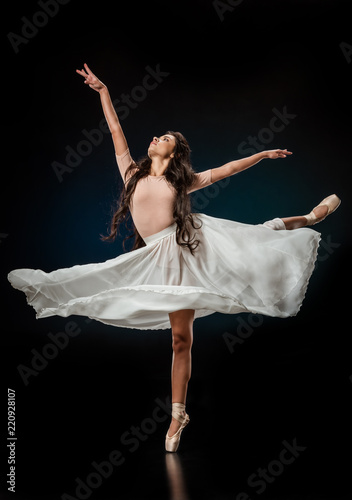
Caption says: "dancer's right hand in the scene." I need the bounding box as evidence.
[76,63,106,93]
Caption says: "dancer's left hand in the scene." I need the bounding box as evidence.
[265,149,293,159]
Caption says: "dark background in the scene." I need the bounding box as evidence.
[2,0,351,498]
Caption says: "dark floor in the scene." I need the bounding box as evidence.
[6,390,352,500]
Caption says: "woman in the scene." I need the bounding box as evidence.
[8,63,340,453]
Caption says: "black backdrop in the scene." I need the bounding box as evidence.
[2,1,352,499]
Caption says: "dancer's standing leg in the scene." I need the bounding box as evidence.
[167,309,195,436]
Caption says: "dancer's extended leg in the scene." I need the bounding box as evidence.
[267,194,341,230]
[282,205,329,230]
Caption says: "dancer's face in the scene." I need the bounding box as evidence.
[148,134,176,160]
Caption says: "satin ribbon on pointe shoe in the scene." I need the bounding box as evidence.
[165,403,190,453]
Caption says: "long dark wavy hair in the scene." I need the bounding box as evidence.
[101,131,203,256]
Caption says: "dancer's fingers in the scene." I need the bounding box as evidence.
[279,149,292,156]
[84,63,94,75]
[76,68,88,78]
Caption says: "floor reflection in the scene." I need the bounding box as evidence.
[165,452,190,500]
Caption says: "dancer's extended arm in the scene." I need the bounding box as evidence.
[211,149,292,183]
[76,63,128,156]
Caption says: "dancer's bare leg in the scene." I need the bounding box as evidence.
[168,309,195,436]
[281,216,308,230]
[281,205,329,230]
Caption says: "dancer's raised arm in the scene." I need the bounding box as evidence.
[76,63,128,156]
[211,149,293,183]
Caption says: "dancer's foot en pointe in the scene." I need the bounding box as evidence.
[165,403,190,452]
[280,193,341,230]
[303,194,341,226]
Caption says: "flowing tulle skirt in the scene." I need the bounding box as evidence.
[7,213,321,330]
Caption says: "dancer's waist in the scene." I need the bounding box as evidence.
[143,222,177,245]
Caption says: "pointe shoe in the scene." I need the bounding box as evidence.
[165,403,190,453]
[304,194,341,226]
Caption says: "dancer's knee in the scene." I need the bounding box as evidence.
[169,310,194,353]
[172,329,193,354]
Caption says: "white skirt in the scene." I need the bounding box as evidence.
[7,213,321,330]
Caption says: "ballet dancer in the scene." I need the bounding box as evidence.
[8,63,341,452]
